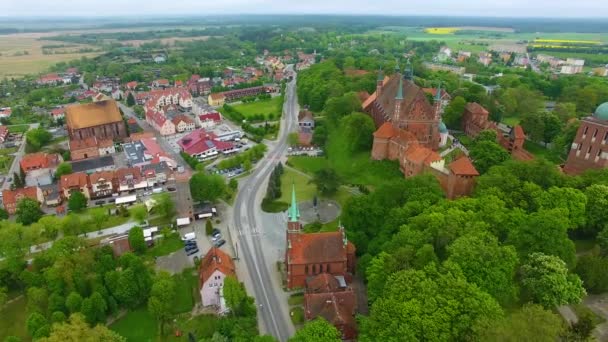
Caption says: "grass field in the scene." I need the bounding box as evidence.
[7,124,30,134]
[146,232,184,258]
[172,269,200,314]
[0,296,29,342]
[0,34,101,77]
[279,168,317,204]
[523,140,564,164]
[231,97,282,120]
[166,314,219,342]
[501,117,521,126]
[110,308,157,342]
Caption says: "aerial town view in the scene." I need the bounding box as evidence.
[1,1,608,341]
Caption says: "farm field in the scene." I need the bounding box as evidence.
[121,36,211,47]
[0,33,100,77]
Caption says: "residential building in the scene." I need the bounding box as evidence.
[561,58,585,74]
[36,73,64,85]
[172,115,196,133]
[437,46,452,62]
[59,172,91,200]
[125,81,138,90]
[593,66,608,77]
[304,273,357,341]
[208,86,269,106]
[40,184,62,207]
[0,107,11,119]
[422,62,465,75]
[50,107,66,121]
[564,102,608,175]
[0,126,8,143]
[285,187,356,289]
[89,171,116,199]
[208,93,226,107]
[70,155,115,174]
[152,79,170,88]
[20,153,62,187]
[457,51,472,62]
[101,235,132,257]
[187,75,212,96]
[116,167,147,193]
[141,162,172,187]
[199,247,236,307]
[364,68,479,199]
[178,129,236,160]
[146,109,176,135]
[66,100,127,141]
[298,110,315,129]
[196,112,222,129]
[70,137,115,160]
[478,52,492,66]
[2,187,43,215]
[140,138,177,169]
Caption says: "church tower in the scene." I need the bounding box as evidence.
[287,183,301,233]
[434,81,443,119]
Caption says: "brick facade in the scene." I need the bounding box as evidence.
[564,117,608,175]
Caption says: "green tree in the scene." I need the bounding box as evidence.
[480,304,564,342]
[223,276,256,317]
[27,312,49,338]
[25,128,53,152]
[442,96,466,129]
[341,112,375,152]
[447,232,519,305]
[323,92,361,123]
[585,184,608,236]
[288,132,299,146]
[12,171,24,189]
[521,253,586,308]
[16,198,43,226]
[81,292,107,324]
[289,318,341,342]
[360,264,502,341]
[147,272,176,335]
[39,313,125,342]
[0,207,8,220]
[151,193,175,220]
[190,173,227,203]
[310,168,341,196]
[126,92,136,106]
[130,205,148,224]
[469,140,511,174]
[67,192,87,212]
[575,251,608,294]
[0,286,7,307]
[65,292,83,313]
[55,162,73,179]
[205,220,213,235]
[128,227,146,255]
[499,85,544,118]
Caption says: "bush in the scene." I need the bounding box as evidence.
[261,199,289,213]
[205,220,213,235]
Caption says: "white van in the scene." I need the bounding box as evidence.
[181,232,196,241]
[152,187,163,194]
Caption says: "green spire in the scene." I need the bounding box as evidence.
[395,77,404,100]
[288,182,300,222]
[434,81,442,102]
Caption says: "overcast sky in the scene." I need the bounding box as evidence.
[2,0,607,18]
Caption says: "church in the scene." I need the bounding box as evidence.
[363,63,478,199]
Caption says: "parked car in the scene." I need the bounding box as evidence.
[186,248,199,256]
[143,191,152,196]
[181,232,196,241]
[167,187,176,192]
[95,200,105,206]
[212,234,222,242]
[185,244,198,252]
[214,239,226,248]
[184,240,197,246]
[211,228,220,236]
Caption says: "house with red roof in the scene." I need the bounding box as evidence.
[59,172,91,200]
[152,79,170,89]
[125,81,138,90]
[172,115,196,133]
[2,186,44,215]
[50,107,66,121]
[146,109,176,136]
[20,152,62,174]
[196,112,222,129]
[0,126,8,143]
[0,107,12,118]
[36,73,64,85]
[198,247,236,307]
[178,129,236,160]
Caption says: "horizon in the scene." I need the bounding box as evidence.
[3,0,608,19]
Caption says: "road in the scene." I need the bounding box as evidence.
[232,68,298,342]
[2,123,40,191]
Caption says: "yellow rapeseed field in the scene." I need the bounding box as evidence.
[425,27,460,35]
[534,39,601,45]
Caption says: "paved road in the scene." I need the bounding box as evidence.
[232,69,298,342]
[2,123,40,191]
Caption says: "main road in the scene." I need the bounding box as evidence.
[233,71,298,342]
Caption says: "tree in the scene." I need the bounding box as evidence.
[499,85,544,118]
[312,125,327,147]
[575,251,608,294]
[128,227,146,254]
[480,304,564,342]
[38,313,125,342]
[27,312,49,339]
[310,168,341,196]
[0,286,7,307]
[55,162,73,179]
[585,184,608,236]
[12,171,24,189]
[151,193,175,220]
[126,92,136,106]
[190,173,227,203]
[67,192,87,212]
[16,198,43,225]
[130,205,148,224]
[81,292,107,324]
[147,272,176,335]
[0,207,8,220]
[521,253,586,308]
[206,220,213,235]
[65,292,83,313]
[26,128,53,152]
[289,318,341,342]
[442,96,466,129]
[223,276,255,317]
[323,92,361,123]
[469,140,510,174]
[447,232,519,305]
[341,112,375,152]
[360,264,502,341]
[288,132,299,146]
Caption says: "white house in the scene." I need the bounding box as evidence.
[198,247,236,307]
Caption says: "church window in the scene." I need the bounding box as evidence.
[593,129,598,138]
[584,126,589,135]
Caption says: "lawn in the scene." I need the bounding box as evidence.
[8,124,30,134]
[0,296,28,342]
[110,308,158,342]
[290,306,305,325]
[288,293,304,306]
[166,314,219,342]
[172,269,200,314]
[523,140,564,164]
[501,117,521,126]
[278,168,317,204]
[231,97,282,120]
[146,232,184,258]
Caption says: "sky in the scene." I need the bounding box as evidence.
[2,0,607,18]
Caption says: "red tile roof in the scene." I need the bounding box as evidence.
[51,107,65,116]
[171,114,194,126]
[513,125,525,139]
[198,247,235,286]
[405,146,441,165]
[2,186,40,213]
[306,273,341,294]
[199,112,222,122]
[20,153,60,171]
[449,156,479,176]
[209,93,225,101]
[60,172,89,189]
[287,232,352,265]
[373,122,396,139]
[465,102,489,115]
[304,290,357,339]
[126,81,138,89]
[89,170,115,184]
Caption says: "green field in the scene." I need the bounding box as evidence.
[523,140,564,164]
[172,269,200,314]
[146,233,184,258]
[279,168,317,204]
[0,296,28,342]
[7,124,30,134]
[110,308,157,342]
[231,97,282,120]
